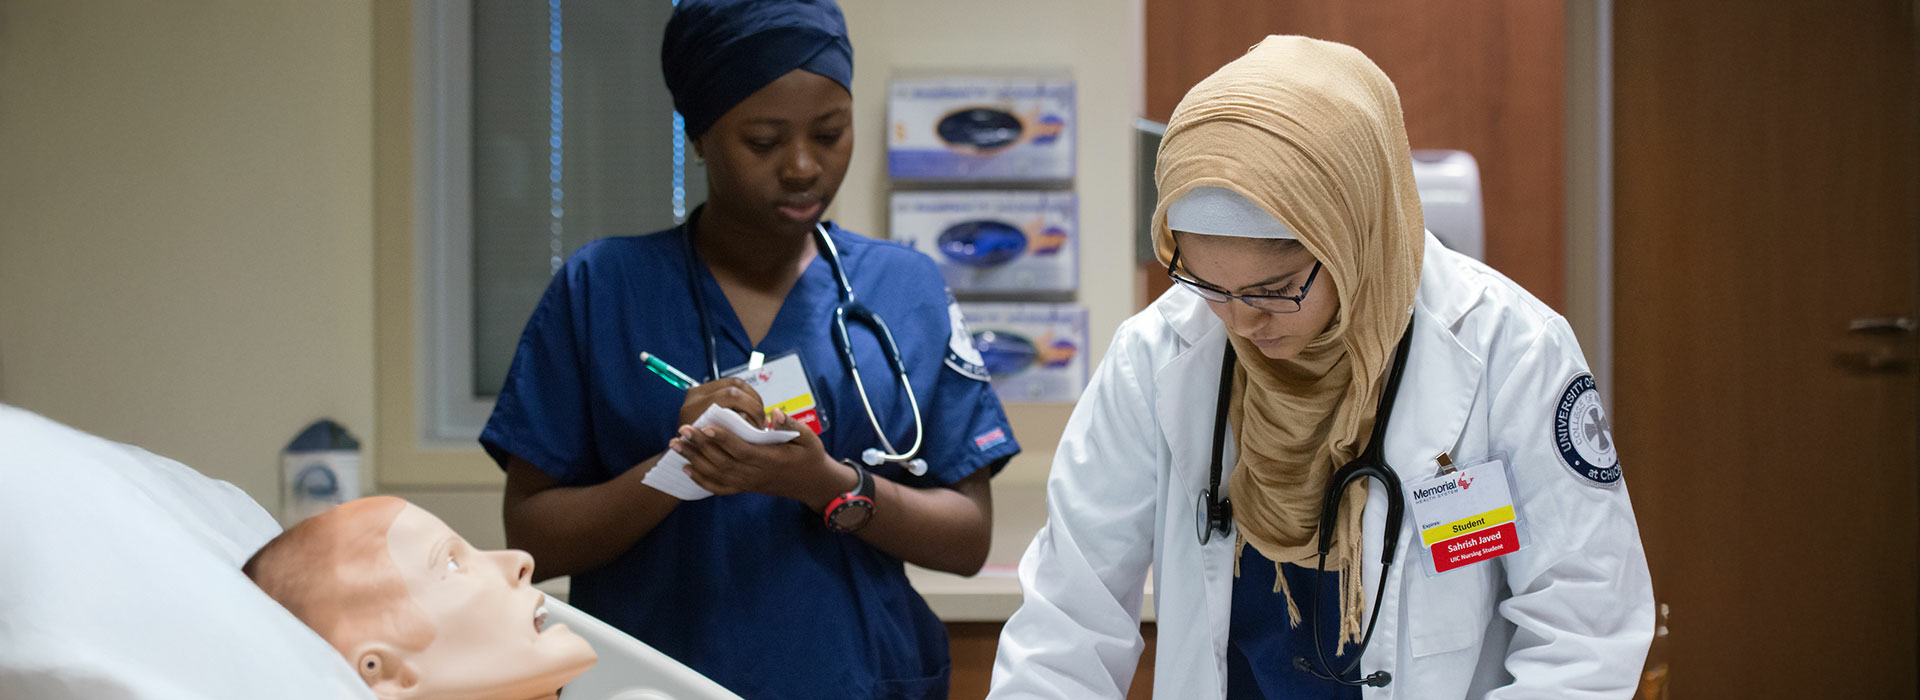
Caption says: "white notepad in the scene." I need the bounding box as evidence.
[641,404,800,500]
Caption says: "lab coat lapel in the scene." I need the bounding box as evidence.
[1153,292,1233,503]
[1381,303,1484,483]
[1152,295,1236,696]
[1158,329,1230,504]
[1151,282,1487,696]
[1360,298,1486,697]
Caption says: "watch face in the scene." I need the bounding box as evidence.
[830,499,874,532]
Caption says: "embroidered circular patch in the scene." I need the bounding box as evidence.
[1554,373,1621,487]
[944,297,991,381]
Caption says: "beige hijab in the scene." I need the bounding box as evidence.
[1151,36,1425,648]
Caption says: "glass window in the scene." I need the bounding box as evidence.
[417,0,703,443]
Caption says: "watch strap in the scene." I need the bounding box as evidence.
[823,460,875,533]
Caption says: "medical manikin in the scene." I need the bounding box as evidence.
[245,496,597,700]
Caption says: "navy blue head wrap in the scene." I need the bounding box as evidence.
[662,0,854,139]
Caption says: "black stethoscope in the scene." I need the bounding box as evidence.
[1197,317,1413,688]
[681,213,928,475]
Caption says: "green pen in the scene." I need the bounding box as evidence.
[639,351,701,390]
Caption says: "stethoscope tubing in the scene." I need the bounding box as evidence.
[1200,315,1417,688]
[681,216,927,473]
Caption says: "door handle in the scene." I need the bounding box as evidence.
[1848,316,1917,335]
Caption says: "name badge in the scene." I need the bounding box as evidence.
[1408,457,1528,575]
[722,352,827,435]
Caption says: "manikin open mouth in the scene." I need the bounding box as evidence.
[533,596,550,634]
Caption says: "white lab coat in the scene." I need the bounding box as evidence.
[989,233,1654,699]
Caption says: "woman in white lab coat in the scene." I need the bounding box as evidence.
[989,36,1653,700]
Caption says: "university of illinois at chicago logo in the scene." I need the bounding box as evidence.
[1554,373,1621,488]
[943,296,991,382]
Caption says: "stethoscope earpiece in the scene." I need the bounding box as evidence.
[860,448,928,476]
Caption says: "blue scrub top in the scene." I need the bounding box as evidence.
[480,222,1020,700]
[1227,546,1363,700]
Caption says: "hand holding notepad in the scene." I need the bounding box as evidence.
[643,404,800,501]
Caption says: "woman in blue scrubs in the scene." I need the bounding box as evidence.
[480,2,1020,698]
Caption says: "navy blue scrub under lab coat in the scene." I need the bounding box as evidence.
[1227,546,1363,700]
[481,222,1020,700]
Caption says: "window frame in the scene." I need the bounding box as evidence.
[414,0,494,446]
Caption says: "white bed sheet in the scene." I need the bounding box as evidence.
[0,404,741,700]
[0,404,374,700]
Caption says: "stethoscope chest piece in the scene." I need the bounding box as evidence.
[1197,317,1417,689]
[1196,488,1232,545]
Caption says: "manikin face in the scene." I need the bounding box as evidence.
[369,505,596,700]
[1172,231,1341,360]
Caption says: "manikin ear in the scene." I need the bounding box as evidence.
[351,643,421,700]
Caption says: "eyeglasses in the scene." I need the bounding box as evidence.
[1166,248,1323,314]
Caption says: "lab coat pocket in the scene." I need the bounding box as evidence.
[1405,559,1492,657]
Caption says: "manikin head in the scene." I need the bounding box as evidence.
[244,496,596,700]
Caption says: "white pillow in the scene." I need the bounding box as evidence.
[0,404,376,700]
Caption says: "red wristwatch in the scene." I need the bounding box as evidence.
[823,460,876,533]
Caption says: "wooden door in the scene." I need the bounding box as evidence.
[1615,1,1919,697]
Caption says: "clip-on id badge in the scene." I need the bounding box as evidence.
[1408,454,1532,577]
[722,351,828,435]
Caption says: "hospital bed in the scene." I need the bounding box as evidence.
[0,404,740,700]
[549,596,741,700]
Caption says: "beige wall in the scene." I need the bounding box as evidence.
[834,0,1144,489]
[1563,0,1611,394]
[0,1,377,507]
[373,0,1145,546]
[834,0,1142,363]
[0,0,1141,550]
[0,0,1604,564]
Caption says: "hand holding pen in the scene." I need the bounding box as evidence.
[642,351,767,428]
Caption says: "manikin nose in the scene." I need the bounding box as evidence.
[500,549,534,586]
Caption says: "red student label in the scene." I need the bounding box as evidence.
[789,408,822,435]
[1430,522,1519,573]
